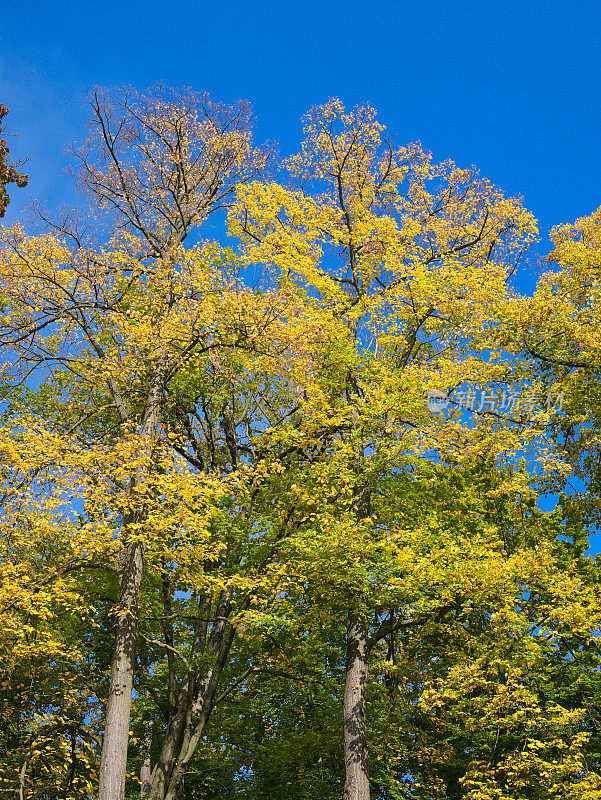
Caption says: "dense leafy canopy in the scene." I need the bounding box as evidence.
[0,89,600,800]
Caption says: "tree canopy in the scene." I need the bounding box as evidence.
[0,88,600,800]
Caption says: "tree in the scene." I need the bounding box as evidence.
[152,460,601,800]
[229,98,539,799]
[503,205,601,517]
[0,86,274,799]
[0,510,103,799]
[0,105,28,217]
[0,88,364,800]
[368,463,601,800]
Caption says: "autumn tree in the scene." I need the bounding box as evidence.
[0,105,28,217]
[229,98,542,800]
[0,86,278,800]
[502,205,601,512]
[0,88,370,800]
[0,510,104,798]
[149,459,601,800]
[366,462,601,799]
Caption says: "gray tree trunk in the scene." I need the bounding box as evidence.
[98,361,165,800]
[146,674,192,799]
[98,539,144,800]
[342,611,370,800]
[343,402,371,800]
[147,591,239,800]
[140,716,153,797]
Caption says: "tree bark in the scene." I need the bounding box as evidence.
[147,591,240,800]
[343,400,372,800]
[140,716,153,797]
[99,360,166,800]
[98,540,145,800]
[148,644,232,800]
[343,611,370,800]
[146,673,192,799]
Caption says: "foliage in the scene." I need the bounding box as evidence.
[0,90,600,800]
[0,105,28,217]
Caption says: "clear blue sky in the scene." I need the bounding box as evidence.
[2,0,601,294]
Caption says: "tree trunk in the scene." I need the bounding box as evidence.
[149,605,238,800]
[343,611,370,800]
[148,670,217,800]
[98,539,145,800]
[98,360,166,800]
[161,714,211,800]
[140,717,153,797]
[343,400,371,800]
[147,674,192,799]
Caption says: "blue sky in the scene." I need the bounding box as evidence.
[2,0,601,296]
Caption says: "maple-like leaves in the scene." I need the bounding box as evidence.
[0,92,600,800]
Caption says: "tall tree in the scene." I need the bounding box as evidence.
[504,205,601,513]
[0,86,269,800]
[230,98,538,799]
[150,460,601,800]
